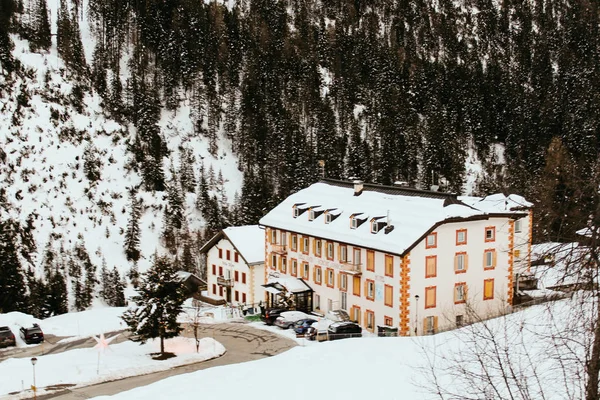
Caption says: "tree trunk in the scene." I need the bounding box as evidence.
[585,295,600,400]
[160,336,164,355]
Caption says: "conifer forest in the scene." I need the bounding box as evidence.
[0,0,599,315]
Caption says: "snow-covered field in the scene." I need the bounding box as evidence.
[0,307,225,399]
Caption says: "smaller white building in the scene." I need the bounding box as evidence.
[200,225,265,306]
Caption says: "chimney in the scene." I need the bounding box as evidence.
[353,180,364,196]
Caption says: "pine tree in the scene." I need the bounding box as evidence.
[0,0,16,74]
[46,268,68,315]
[121,254,186,355]
[111,267,126,307]
[124,188,142,262]
[0,220,28,313]
[83,141,102,182]
[30,0,51,52]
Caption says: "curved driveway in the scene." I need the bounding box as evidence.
[34,322,296,399]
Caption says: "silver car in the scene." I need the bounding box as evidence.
[273,311,312,329]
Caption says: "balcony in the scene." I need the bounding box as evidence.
[217,276,233,287]
[271,243,287,254]
[339,262,362,275]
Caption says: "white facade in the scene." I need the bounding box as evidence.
[260,180,532,335]
[202,226,265,306]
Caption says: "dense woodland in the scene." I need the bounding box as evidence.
[0,0,599,315]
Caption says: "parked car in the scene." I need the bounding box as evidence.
[327,321,362,340]
[260,308,288,325]
[326,309,350,322]
[273,311,312,329]
[20,323,44,344]
[294,318,318,335]
[0,326,16,348]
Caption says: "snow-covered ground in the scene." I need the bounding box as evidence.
[0,307,225,399]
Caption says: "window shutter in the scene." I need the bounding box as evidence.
[465,254,469,271]
[364,280,368,297]
[493,251,497,267]
[313,267,316,283]
[338,244,341,262]
[423,318,427,335]
[482,252,486,267]
[312,239,315,255]
[433,316,438,332]
[337,272,341,288]
[353,276,361,296]
[454,255,458,271]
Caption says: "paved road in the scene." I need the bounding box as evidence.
[29,322,296,399]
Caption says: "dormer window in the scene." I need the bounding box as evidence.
[351,217,358,229]
[370,216,387,234]
[371,220,379,233]
[309,210,315,221]
[325,213,332,224]
[293,207,300,218]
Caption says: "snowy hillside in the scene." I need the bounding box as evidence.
[0,0,242,281]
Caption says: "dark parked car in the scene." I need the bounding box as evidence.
[260,308,288,325]
[294,318,318,335]
[0,326,16,348]
[20,323,44,344]
[274,311,312,329]
[327,321,362,340]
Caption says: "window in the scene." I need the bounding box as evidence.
[514,249,521,258]
[485,226,495,242]
[484,249,496,270]
[341,292,347,310]
[353,276,361,296]
[301,237,309,254]
[456,315,464,327]
[271,254,277,270]
[384,316,393,327]
[385,255,393,277]
[280,257,287,273]
[366,310,375,330]
[350,217,358,229]
[327,242,334,260]
[327,298,333,311]
[366,280,375,300]
[484,279,494,300]
[293,207,300,218]
[314,294,321,310]
[270,229,277,244]
[326,268,335,288]
[235,291,239,302]
[454,283,467,304]
[234,252,239,263]
[315,266,322,284]
[325,213,332,224]
[302,262,309,279]
[352,306,361,323]
[219,266,223,276]
[242,293,247,303]
[291,259,298,276]
[234,271,239,282]
[218,248,223,258]
[291,235,298,251]
[424,316,437,334]
[212,284,216,294]
[384,284,393,307]
[353,248,361,266]
[425,286,436,309]
[340,273,348,291]
[515,219,522,233]
[315,240,322,257]
[367,250,375,272]
[242,273,246,284]
[426,232,437,249]
[426,256,437,278]
[281,232,286,246]
[212,264,216,275]
[226,250,231,260]
[455,252,468,273]
[219,286,223,297]
[456,229,467,245]
[371,220,379,233]
[309,210,315,221]
[340,245,348,262]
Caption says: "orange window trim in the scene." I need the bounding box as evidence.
[326,241,334,261]
[425,286,436,309]
[454,282,467,304]
[367,250,375,272]
[455,251,468,274]
[353,275,361,297]
[314,266,322,285]
[485,226,496,243]
[366,279,375,301]
[302,262,309,280]
[425,255,437,278]
[384,316,393,326]
[484,248,496,270]
[291,258,298,277]
[339,272,348,292]
[385,254,394,277]
[426,232,437,249]
[456,229,468,245]
[352,305,361,323]
[365,309,375,332]
[302,236,309,254]
[326,268,335,288]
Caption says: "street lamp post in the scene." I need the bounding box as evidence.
[30,357,37,400]
[414,295,420,336]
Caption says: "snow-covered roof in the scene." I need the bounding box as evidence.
[266,275,313,293]
[260,180,528,256]
[199,225,265,265]
[530,242,594,289]
[459,193,533,214]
